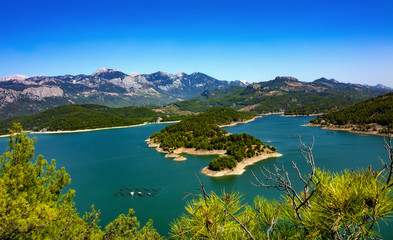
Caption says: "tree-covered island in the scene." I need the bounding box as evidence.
[309,92,393,136]
[147,108,281,176]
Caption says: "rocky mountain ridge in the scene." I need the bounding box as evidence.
[173,76,392,115]
[0,69,247,120]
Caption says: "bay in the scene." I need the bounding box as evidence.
[0,114,391,238]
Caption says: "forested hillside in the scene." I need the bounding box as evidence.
[310,92,393,134]
[0,124,163,239]
[149,108,276,171]
[171,77,391,115]
[0,104,185,135]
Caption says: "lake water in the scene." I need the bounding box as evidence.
[0,114,391,238]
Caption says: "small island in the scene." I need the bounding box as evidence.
[147,107,281,177]
[309,92,393,136]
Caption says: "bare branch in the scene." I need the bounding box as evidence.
[227,212,255,240]
[266,206,281,240]
[192,172,210,207]
[252,137,318,233]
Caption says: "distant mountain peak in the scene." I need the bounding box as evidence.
[153,71,172,77]
[92,68,122,76]
[129,72,140,77]
[91,68,126,79]
[374,84,392,90]
[0,74,29,81]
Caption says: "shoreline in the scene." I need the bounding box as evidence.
[306,123,390,137]
[282,113,322,117]
[0,120,181,138]
[146,138,282,177]
[200,152,282,177]
[219,115,262,127]
[218,112,289,128]
[146,138,226,161]
[0,112,322,139]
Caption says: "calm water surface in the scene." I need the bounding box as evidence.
[0,115,391,238]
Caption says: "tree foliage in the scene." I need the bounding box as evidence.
[149,108,275,170]
[0,123,162,239]
[311,92,393,133]
[103,209,163,240]
[174,79,391,116]
[0,104,185,134]
[170,138,393,239]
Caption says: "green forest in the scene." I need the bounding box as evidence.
[311,92,393,133]
[2,123,393,239]
[0,104,186,135]
[149,108,276,171]
[172,80,391,116]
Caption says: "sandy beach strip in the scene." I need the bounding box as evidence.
[147,138,282,177]
[306,123,390,137]
[218,115,261,128]
[146,138,226,161]
[200,152,282,177]
[0,120,181,138]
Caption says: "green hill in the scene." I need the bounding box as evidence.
[310,92,393,134]
[171,77,391,115]
[0,104,185,135]
[149,108,276,171]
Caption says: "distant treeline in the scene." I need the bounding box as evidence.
[172,81,391,116]
[311,92,393,132]
[149,108,276,171]
[0,104,186,135]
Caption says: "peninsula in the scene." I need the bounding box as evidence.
[147,108,281,177]
[0,104,186,135]
[309,92,393,136]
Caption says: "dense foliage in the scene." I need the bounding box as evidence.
[311,92,393,133]
[170,168,393,239]
[170,140,393,240]
[0,123,162,239]
[0,104,185,135]
[149,108,276,171]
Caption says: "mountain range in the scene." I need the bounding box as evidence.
[0,69,247,120]
[1,69,392,120]
[173,76,392,115]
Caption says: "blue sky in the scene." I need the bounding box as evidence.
[1,0,392,86]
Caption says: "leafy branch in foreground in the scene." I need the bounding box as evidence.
[0,123,162,239]
[171,137,393,239]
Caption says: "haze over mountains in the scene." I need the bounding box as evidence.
[0,69,246,120]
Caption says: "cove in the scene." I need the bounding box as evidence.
[0,115,391,238]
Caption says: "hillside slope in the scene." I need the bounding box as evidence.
[0,104,185,134]
[310,92,393,134]
[172,77,391,115]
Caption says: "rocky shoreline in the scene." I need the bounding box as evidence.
[306,123,390,137]
[0,121,181,138]
[146,138,226,161]
[200,152,282,177]
[146,138,282,177]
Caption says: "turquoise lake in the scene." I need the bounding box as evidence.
[0,114,391,238]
